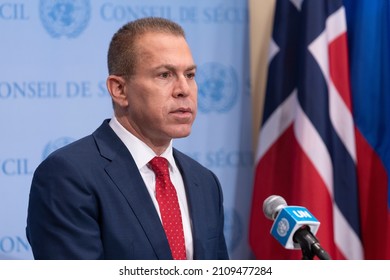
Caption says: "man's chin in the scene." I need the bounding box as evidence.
[171,128,192,139]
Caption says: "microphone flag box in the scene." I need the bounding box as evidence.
[270,206,320,249]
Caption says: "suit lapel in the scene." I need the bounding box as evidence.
[93,121,172,259]
[173,150,207,259]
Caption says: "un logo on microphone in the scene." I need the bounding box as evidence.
[276,218,290,237]
[39,0,91,38]
[197,62,238,113]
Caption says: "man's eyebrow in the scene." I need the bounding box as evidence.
[154,64,197,72]
[186,64,197,71]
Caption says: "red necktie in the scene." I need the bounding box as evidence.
[149,156,187,260]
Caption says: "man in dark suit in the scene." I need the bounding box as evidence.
[26,17,229,260]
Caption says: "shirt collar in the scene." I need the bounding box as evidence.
[109,117,175,170]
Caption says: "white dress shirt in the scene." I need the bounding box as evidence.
[109,117,194,259]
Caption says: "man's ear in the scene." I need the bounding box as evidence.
[106,75,128,107]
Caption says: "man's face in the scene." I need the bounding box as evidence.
[123,32,197,148]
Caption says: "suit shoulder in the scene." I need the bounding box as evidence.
[45,134,96,161]
[34,135,102,178]
[42,119,113,162]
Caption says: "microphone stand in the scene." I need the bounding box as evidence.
[293,226,332,260]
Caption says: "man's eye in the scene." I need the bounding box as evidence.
[186,73,195,79]
[160,72,171,78]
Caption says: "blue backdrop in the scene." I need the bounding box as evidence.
[0,0,253,259]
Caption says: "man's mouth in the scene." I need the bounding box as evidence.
[171,107,192,114]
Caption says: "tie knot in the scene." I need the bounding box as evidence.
[149,156,170,176]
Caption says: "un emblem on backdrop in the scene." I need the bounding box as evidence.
[42,137,75,160]
[223,208,243,253]
[39,0,91,38]
[197,62,238,113]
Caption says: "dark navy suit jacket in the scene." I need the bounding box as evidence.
[26,120,229,260]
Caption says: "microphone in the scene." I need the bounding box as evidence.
[263,195,331,260]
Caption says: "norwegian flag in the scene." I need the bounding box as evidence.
[249,0,363,259]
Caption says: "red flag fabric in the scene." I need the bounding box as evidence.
[249,0,363,260]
